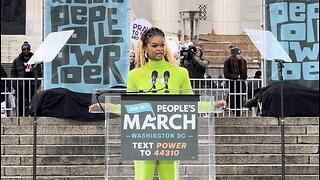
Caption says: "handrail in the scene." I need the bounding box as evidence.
[1,77,262,118]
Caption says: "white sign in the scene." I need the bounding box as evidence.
[130,19,152,46]
[244,28,292,62]
[27,30,74,64]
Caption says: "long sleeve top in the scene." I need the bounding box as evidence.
[127,58,193,94]
[105,57,216,115]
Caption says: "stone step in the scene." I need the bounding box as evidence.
[1,135,318,145]
[216,175,319,180]
[215,125,319,135]
[200,42,258,52]
[2,164,319,177]
[197,34,262,70]
[1,154,318,166]
[1,175,319,180]
[204,49,260,58]
[1,124,318,135]
[1,117,318,179]
[2,144,318,155]
[215,117,319,125]
[199,34,252,44]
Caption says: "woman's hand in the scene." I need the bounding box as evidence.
[214,100,227,109]
[88,103,105,113]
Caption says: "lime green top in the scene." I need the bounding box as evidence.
[124,58,214,113]
[99,59,216,114]
[127,58,193,94]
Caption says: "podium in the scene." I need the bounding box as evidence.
[94,90,218,180]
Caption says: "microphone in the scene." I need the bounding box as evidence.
[151,70,158,92]
[164,71,170,93]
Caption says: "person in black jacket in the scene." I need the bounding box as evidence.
[247,70,262,99]
[1,65,8,103]
[223,46,247,116]
[11,41,43,116]
[180,45,208,89]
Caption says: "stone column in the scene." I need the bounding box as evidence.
[212,0,242,35]
[151,0,180,34]
[180,11,201,42]
[26,0,43,38]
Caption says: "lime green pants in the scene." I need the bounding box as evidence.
[134,160,179,180]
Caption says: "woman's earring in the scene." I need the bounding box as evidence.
[144,52,148,59]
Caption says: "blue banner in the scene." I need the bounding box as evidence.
[265,0,319,89]
[44,0,129,93]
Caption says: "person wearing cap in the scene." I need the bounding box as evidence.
[10,41,43,116]
[223,45,248,117]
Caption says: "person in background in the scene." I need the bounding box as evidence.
[223,46,247,117]
[88,27,224,180]
[129,51,136,70]
[215,75,225,88]
[11,41,43,116]
[248,70,262,99]
[1,65,8,103]
[180,45,208,89]
[253,70,261,78]
[193,45,209,78]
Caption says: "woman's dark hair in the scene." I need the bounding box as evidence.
[140,27,165,47]
[196,46,204,59]
[230,56,245,75]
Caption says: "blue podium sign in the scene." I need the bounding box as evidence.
[121,94,199,160]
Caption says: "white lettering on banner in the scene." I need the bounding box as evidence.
[132,142,154,149]
[123,114,196,130]
[157,104,196,113]
[268,2,319,81]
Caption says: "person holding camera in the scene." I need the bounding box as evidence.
[180,45,208,89]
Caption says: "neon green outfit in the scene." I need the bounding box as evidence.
[127,58,193,180]
[127,58,193,94]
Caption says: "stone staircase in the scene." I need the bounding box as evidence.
[198,34,262,70]
[1,116,319,179]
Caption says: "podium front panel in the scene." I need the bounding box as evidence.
[103,93,217,180]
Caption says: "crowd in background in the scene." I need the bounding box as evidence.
[2,37,263,118]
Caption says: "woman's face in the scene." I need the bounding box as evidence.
[236,53,242,60]
[196,48,201,57]
[144,35,165,61]
[129,52,135,63]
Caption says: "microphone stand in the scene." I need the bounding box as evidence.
[276,59,285,180]
[164,83,169,93]
[32,64,38,180]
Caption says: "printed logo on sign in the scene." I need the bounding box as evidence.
[121,99,198,160]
